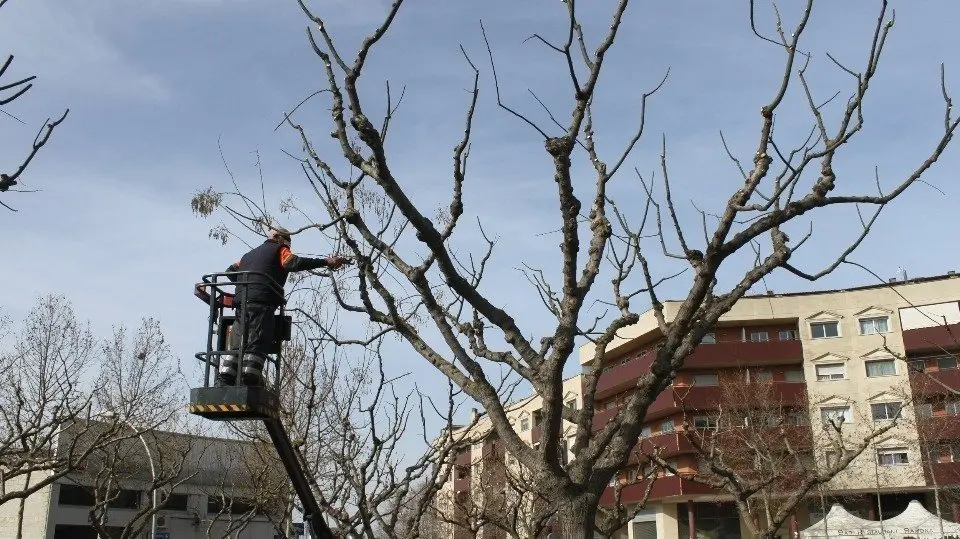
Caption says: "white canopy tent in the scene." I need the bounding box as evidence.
[800,503,878,538]
[800,500,960,538]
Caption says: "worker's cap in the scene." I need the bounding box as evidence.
[268,226,292,241]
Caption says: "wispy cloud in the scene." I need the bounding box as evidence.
[0,0,169,101]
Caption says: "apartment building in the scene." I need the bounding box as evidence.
[0,424,289,539]
[435,272,960,539]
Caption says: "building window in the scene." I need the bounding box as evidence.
[810,321,840,339]
[938,356,959,370]
[815,363,845,381]
[787,410,809,426]
[565,399,578,410]
[660,418,675,433]
[752,370,773,383]
[164,493,190,511]
[749,331,770,342]
[917,403,934,418]
[865,359,897,377]
[520,417,530,432]
[455,465,470,479]
[693,416,718,430]
[870,402,902,421]
[663,459,678,476]
[691,373,719,386]
[821,406,853,426]
[700,332,716,344]
[947,401,960,416]
[877,448,909,466]
[859,317,890,335]
[640,425,652,438]
[779,329,799,341]
[208,497,259,516]
[58,484,96,507]
[784,369,805,383]
[909,359,927,373]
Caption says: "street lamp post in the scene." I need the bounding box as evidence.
[100,411,158,539]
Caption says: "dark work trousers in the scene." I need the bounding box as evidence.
[217,302,275,385]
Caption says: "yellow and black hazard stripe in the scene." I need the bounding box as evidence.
[188,403,279,417]
[189,403,250,413]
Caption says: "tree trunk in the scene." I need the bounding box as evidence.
[555,495,599,539]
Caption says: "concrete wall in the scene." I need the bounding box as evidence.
[0,472,53,539]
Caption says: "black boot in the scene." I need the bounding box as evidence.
[216,355,239,387]
[240,354,266,387]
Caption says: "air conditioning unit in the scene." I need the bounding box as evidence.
[156,514,169,529]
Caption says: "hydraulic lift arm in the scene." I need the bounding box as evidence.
[264,418,335,539]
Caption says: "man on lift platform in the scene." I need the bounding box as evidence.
[217,226,350,387]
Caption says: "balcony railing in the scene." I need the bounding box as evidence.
[684,339,803,368]
[648,382,807,418]
[594,340,803,400]
[599,475,715,505]
[926,461,960,486]
[911,369,960,396]
[918,416,960,440]
[903,322,960,353]
[595,350,656,400]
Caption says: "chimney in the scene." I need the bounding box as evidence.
[949,270,956,276]
[888,278,897,283]
[766,290,774,296]
[469,408,479,423]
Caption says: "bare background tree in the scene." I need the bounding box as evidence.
[192,0,959,533]
[0,296,191,537]
[0,0,68,211]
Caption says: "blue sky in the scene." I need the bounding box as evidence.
[2,0,959,450]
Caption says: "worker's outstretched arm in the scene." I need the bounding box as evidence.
[280,246,343,272]
[225,261,240,282]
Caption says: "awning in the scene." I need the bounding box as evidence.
[800,500,960,538]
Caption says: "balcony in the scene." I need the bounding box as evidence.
[927,462,960,487]
[631,432,695,462]
[591,406,620,432]
[594,340,803,400]
[918,416,960,441]
[910,369,960,397]
[684,339,803,368]
[647,382,806,418]
[599,475,715,505]
[595,350,656,400]
[903,322,960,354]
[454,448,471,492]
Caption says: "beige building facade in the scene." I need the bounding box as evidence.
[436,273,960,539]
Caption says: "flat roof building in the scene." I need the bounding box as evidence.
[0,423,288,539]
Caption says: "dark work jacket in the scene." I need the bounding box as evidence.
[227,239,332,306]
[232,240,289,306]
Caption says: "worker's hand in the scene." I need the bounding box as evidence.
[325,254,352,270]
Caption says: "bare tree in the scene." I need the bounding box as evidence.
[0,297,197,538]
[82,319,195,539]
[200,452,285,539]
[0,0,68,211]
[192,0,959,533]
[84,426,198,539]
[219,314,471,539]
[638,370,910,538]
[0,297,121,506]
